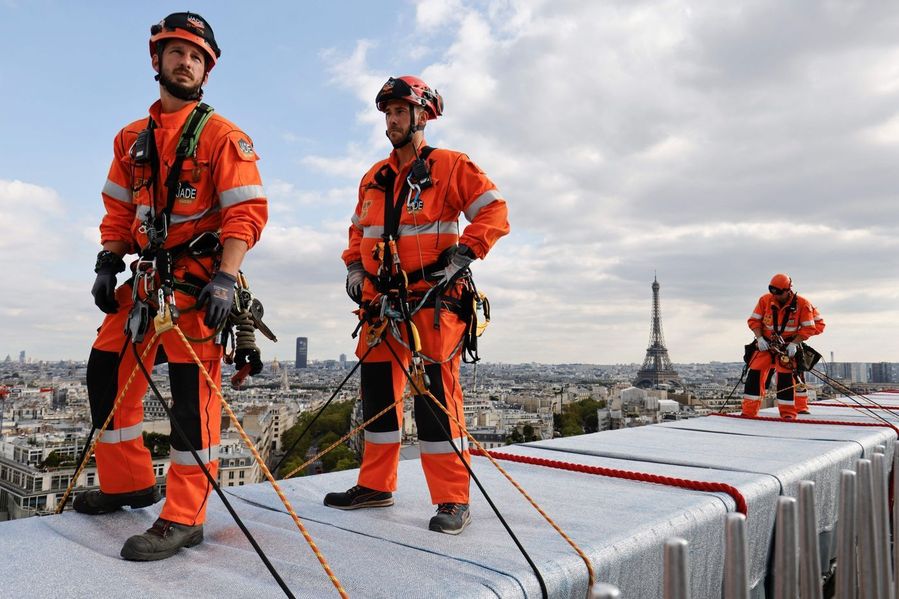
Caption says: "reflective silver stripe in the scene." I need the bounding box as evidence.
[800,320,815,327]
[464,189,502,222]
[102,179,132,204]
[219,185,265,208]
[170,444,220,466]
[362,222,459,239]
[365,430,401,444]
[763,324,798,332]
[351,214,362,229]
[363,225,384,239]
[777,399,795,405]
[742,394,761,401]
[98,422,143,444]
[170,207,215,224]
[135,204,216,224]
[420,437,469,454]
[399,221,458,237]
[750,313,762,319]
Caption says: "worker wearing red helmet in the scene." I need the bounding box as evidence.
[742,274,824,419]
[77,12,267,560]
[324,76,509,534]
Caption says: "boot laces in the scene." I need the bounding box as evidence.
[436,503,459,515]
[147,518,173,538]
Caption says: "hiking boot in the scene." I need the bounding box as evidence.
[428,503,471,535]
[120,518,204,561]
[73,486,161,515]
[323,485,394,510]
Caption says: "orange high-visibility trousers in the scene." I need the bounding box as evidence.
[741,350,799,419]
[355,304,470,505]
[87,280,222,526]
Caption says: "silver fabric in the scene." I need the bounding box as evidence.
[1,394,896,598]
[102,179,132,204]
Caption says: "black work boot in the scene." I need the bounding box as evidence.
[120,518,204,561]
[73,486,161,515]
[428,503,471,535]
[323,485,394,510]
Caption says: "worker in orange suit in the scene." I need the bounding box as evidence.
[741,274,824,419]
[324,76,509,535]
[78,12,267,561]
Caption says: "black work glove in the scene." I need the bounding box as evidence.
[346,261,365,304]
[91,251,125,314]
[196,271,237,329]
[431,244,475,290]
[234,347,264,376]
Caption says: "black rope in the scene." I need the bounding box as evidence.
[274,343,375,476]
[131,343,296,599]
[808,366,899,428]
[380,339,550,599]
[719,360,751,414]
[58,337,132,512]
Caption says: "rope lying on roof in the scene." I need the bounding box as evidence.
[712,412,899,436]
[814,403,899,411]
[469,448,749,516]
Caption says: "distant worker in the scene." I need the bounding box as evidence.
[741,274,824,419]
[324,76,509,534]
[80,12,267,560]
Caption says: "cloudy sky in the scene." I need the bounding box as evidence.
[1,0,897,365]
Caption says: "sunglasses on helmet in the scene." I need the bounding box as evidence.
[768,285,789,295]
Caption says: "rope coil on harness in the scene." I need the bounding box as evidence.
[469,448,749,516]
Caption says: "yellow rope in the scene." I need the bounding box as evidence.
[282,398,404,480]
[55,333,161,514]
[170,326,348,599]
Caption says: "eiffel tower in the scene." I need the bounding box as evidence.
[634,275,681,388]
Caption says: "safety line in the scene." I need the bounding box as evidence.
[380,341,593,597]
[55,334,160,514]
[132,339,296,598]
[170,326,348,598]
[282,396,403,480]
[814,403,899,411]
[469,448,749,516]
[274,343,375,476]
[712,412,899,435]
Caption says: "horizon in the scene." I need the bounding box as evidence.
[3,2,899,364]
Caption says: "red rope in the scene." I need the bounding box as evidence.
[712,412,899,436]
[470,448,748,516]
[813,403,899,411]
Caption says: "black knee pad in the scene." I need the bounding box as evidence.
[360,362,399,433]
[86,348,121,427]
[168,363,203,451]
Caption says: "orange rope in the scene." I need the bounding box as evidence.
[55,333,160,514]
[170,326,348,598]
[282,397,404,480]
[408,370,596,591]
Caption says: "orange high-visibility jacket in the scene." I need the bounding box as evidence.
[747,293,822,341]
[342,145,509,297]
[99,100,267,253]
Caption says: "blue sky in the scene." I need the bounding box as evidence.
[2,1,899,365]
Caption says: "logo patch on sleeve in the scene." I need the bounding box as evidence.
[237,138,254,155]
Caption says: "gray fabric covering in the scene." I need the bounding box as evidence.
[1,395,896,598]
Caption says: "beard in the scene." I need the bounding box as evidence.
[157,70,204,101]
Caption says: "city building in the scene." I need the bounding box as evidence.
[295,337,308,369]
